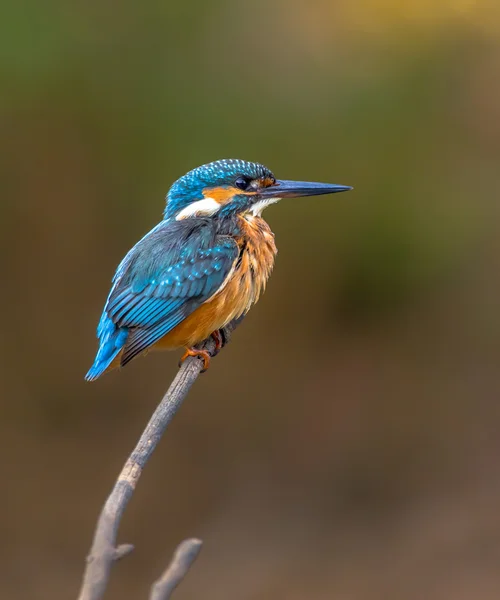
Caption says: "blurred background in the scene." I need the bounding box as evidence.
[2,0,500,598]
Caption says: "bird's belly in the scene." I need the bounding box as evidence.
[152,297,232,350]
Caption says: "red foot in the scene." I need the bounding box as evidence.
[179,347,211,372]
[211,330,223,355]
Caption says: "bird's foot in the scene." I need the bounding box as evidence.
[178,323,239,372]
[210,330,224,356]
[179,347,211,373]
[211,323,236,355]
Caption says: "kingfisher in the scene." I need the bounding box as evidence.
[85,159,351,381]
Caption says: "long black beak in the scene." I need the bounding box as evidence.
[260,179,352,199]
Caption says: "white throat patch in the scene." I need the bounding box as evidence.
[249,197,281,216]
[175,197,221,220]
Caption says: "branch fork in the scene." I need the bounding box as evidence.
[78,320,240,600]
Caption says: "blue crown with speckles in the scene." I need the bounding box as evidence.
[164,159,274,219]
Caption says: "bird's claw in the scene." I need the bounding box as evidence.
[178,322,240,372]
[210,330,224,356]
[209,326,233,357]
[212,323,235,354]
[179,347,211,373]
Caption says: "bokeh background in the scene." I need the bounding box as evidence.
[2,1,500,598]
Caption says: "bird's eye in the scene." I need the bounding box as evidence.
[235,176,250,191]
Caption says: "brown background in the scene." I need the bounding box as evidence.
[2,1,500,598]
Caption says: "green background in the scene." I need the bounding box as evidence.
[2,1,500,598]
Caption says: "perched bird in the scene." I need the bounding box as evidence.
[85,159,351,381]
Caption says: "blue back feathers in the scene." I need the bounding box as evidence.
[165,159,274,219]
[85,218,238,380]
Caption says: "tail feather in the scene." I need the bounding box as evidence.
[85,315,129,381]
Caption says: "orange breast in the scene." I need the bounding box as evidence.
[155,214,277,350]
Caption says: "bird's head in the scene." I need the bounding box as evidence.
[164,158,351,221]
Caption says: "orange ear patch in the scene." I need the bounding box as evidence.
[203,186,256,204]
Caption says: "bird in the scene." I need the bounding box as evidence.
[85,159,351,381]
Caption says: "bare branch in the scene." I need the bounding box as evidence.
[113,544,134,561]
[77,319,241,600]
[149,538,203,600]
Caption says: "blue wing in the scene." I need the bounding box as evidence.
[85,219,238,380]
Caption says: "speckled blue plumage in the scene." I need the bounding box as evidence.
[165,159,273,219]
[85,219,239,380]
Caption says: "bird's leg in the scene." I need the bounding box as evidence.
[210,321,239,356]
[179,347,211,372]
[179,315,246,372]
[213,314,246,353]
[210,330,224,356]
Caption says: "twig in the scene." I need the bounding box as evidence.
[149,538,203,600]
[77,319,241,600]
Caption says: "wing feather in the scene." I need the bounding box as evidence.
[121,311,187,365]
[100,219,238,366]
